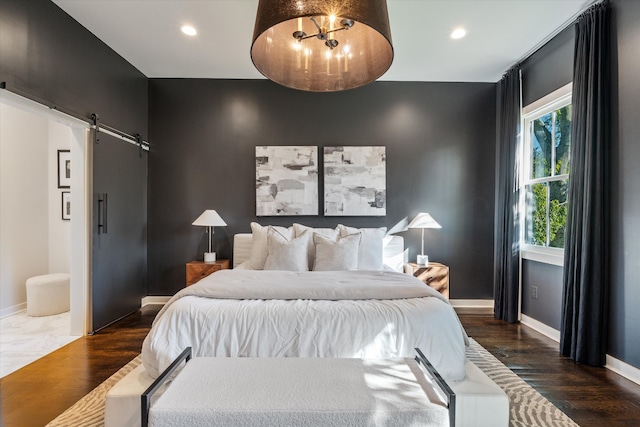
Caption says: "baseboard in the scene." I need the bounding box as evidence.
[450,299,494,315]
[0,302,27,319]
[606,355,640,386]
[141,296,171,306]
[520,314,640,386]
[520,314,561,342]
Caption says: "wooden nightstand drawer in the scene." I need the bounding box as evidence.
[405,262,450,299]
[185,259,229,286]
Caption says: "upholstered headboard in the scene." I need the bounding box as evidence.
[233,233,408,272]
[233,234,253,268]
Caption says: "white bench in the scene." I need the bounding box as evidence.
[148,356,447,426]
[105,364,156,427]
[105,352,508,427]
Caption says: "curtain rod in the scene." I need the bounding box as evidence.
[515,0,602,66]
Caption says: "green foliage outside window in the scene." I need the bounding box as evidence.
[528,183,547,246]
[526,105,571,248]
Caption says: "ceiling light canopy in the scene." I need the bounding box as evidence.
[251,0,393,92]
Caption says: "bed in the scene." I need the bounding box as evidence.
[141,224,469,382]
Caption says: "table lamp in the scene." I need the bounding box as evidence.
[192,210,227,262]
[408,212,441,266]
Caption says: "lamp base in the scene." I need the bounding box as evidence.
[416,254,429,266]
[204,252,216,263]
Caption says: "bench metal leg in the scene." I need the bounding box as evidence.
[141,347,192,427]
[415,348,456,427]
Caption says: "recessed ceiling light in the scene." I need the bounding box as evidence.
[451,27,466,40]
[181,25,197,36]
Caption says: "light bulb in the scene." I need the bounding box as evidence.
[181,25,197,36]
[451,27,466,39]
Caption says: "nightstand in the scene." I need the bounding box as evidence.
[185,259,230,286]
[405,262,450,299]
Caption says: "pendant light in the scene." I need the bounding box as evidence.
[251,0,393,92]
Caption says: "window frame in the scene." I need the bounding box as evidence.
[521,83,572,266]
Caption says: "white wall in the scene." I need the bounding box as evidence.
[0,100,71,316]
[48,121,71,273]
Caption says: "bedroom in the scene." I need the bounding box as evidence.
[1,0,639,425]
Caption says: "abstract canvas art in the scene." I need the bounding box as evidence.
[256,146,318,216]
[324,146,386,216]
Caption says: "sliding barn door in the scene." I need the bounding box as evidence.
[91,131,147,333]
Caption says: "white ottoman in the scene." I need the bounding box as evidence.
[26,273,70,316]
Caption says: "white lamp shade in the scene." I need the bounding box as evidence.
[408,212,441,229]
[192,210,227,227]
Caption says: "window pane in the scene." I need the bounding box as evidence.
[532,113,553,179]
[525,182,548,246]
[548,179,568,248]
[554,105,572,176]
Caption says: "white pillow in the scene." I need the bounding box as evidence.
[313,232,361,271]
[264,227,309,271]
[337,225,386,270]
[293,223,340,269]
[247,222,293,270]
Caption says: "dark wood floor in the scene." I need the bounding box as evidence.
[463,314,640,427]
[1,308,640,426]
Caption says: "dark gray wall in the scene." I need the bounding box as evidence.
[0,0,148,137]
[608,0,640,368]
[519,0,640,370]
[147,79,497,297]
[521,26,575,106]
[521,260,563,329]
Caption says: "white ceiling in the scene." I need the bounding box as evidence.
[52,0,592,83]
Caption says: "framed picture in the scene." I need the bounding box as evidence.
[61,192,71,220]
[256,146,318,216]
[324,146,386,216]
[57,150,71,188]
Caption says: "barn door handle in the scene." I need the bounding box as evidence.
[98,193,108,234]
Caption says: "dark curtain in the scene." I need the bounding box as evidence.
[560,1,610,366]
[494,66,521,323]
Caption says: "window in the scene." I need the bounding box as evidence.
[522,86,572,255]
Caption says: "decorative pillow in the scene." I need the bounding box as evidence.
[293,223,340,269]
[247,222,293,270]
[264,227,309,271]
[337,225,387,271]
[312,232,361,271]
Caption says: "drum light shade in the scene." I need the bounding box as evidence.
[251,0,393,92]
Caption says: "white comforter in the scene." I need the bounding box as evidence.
[142,270,468,381]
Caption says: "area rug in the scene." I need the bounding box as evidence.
[47,340,579,426]
[465,339,579,427]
